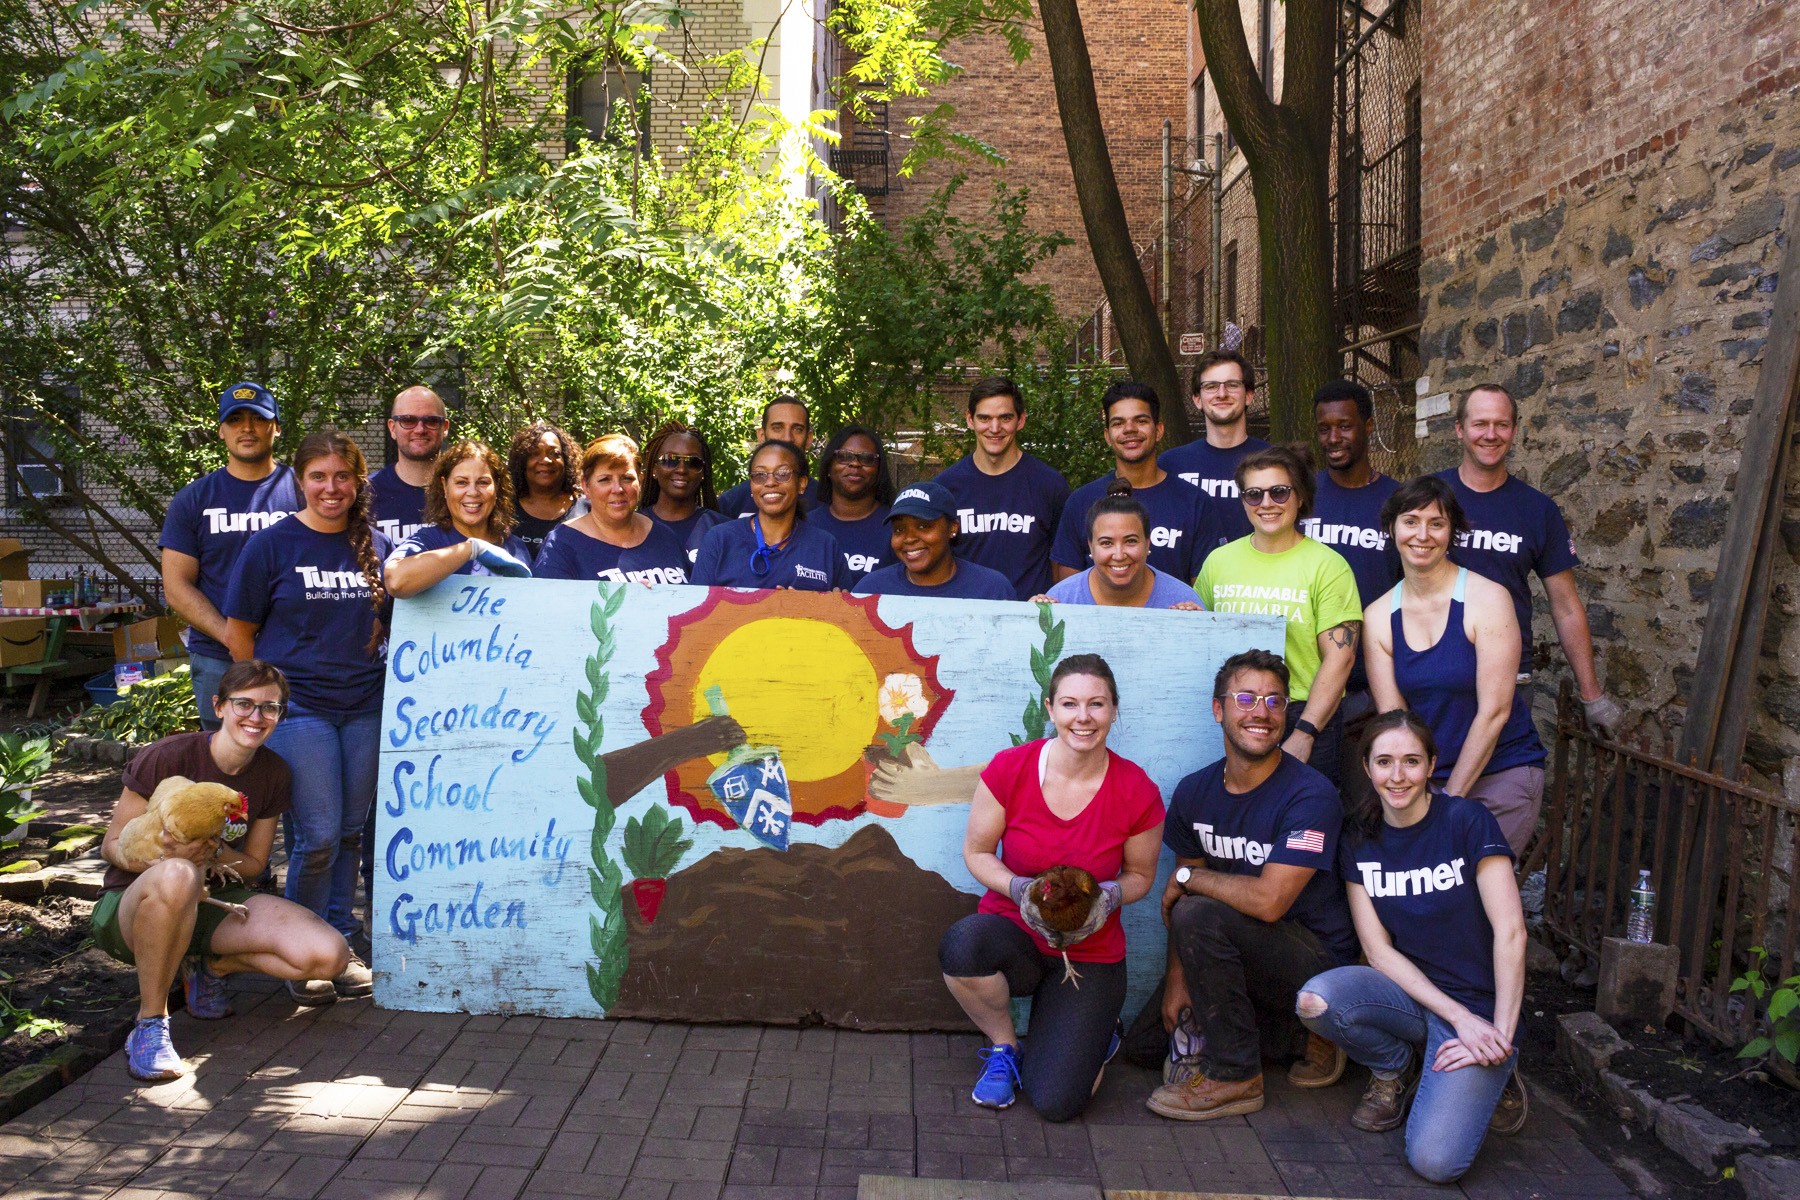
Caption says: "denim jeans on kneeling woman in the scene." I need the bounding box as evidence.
[266,707,381,940]
[1298,964,1514,1184]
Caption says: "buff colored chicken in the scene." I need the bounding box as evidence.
[117,776,253,919]
[1015,865,1122,988]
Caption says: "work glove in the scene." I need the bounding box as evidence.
[468,538,531,578]
[1011,875,1123,949]
[1582,692,1624,740]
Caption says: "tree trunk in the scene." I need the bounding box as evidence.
[1038,0,1190,445]
[1195,0,1337,442]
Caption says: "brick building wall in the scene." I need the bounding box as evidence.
[1414,0,1800,779]
[880,0,1192,320]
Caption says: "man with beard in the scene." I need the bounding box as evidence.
[716,397,817,518]
[369,386,450,543]
[1145,650,1357,1122]
[161,382,300,729]
[1159,352,1271,542]
[1050,381,1223,584]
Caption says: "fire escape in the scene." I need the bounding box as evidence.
[829,101,890,197]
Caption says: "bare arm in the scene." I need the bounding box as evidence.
[161,549,229,645]
[1164,857,1316,925]
[222,619,258,663]
[384,540,476,599]
[1364,592,1404,713]
[1285,620,1359,760]
[961,780,1015,897]
[1444,585,1522,797]
[101,787,214,874]
[1050,562,1078,583]
[1476,855,1527,1043]
[1116,824,1162,905]
[1543,570,1602,700]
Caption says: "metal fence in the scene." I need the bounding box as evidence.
[1537,684,1799,1082]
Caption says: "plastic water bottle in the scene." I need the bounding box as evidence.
[1626,870,1656,943]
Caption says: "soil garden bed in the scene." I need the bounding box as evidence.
[0,892,136,1080]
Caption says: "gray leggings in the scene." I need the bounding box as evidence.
[938,913,1125,1122]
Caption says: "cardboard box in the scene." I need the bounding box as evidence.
[0,617,47,667]
[0,539,28,581]
[2,578,77,609]
[112,615,187,663]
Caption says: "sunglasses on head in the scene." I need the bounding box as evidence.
[1221,691,1288,714]
[1241,485,1295,505]
[391,415,448,430]
[657,454,704,469]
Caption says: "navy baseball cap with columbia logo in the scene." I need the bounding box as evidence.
[218,381,278,422]
[885,481,956,523]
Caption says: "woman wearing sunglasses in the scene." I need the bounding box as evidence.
[534,434,691,585]
[691,440,853,591]
[640,421,723,561]
[809,425,897,586]
[506,420,587,564]
[1040,483,1205,609]
[1195,445,1362,783]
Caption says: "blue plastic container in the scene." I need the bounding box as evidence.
[84,673,119,707]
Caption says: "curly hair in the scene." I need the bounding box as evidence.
[639,420,718,511]
[814,424,896,506]
[506,420,580,504]
[423,439,515,541]
[293,429,387,649]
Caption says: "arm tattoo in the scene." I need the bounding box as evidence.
[1325,620,1361,651]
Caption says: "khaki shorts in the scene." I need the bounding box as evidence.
[91,884,257,967]
[1467,764,1546,854]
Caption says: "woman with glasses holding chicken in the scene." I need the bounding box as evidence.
[690,440,853,591]
[1195,445,1362,785]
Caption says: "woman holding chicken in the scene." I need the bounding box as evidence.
[938,653,1165,1120]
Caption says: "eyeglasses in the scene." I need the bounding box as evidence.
[1222,692,1288,714]
[657,454,704,470]
[1198,380,1248,395]
[833,451,881,467]
[225,697,286,720]
[749,467,797,485]
[390,415,448,430]
[1240,485,1295,505]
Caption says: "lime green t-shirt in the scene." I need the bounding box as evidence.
[1195,536,1363,700]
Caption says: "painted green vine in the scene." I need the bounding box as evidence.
[1011,602,1066,746]
[574,583,630,1011]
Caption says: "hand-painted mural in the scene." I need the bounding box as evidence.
[374,580,1285,1028]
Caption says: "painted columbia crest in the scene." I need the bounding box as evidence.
[373,578,1284,1028]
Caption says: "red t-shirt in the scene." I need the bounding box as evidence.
[975,739,1165,963]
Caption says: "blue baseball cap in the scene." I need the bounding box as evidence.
[886,481,957,523]
[218,381,278,422]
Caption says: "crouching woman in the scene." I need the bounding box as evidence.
[95,660,351,1083]
[938,653,1164,1120]
[1296,709,1526,1183]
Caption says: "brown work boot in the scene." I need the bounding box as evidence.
[1287,1033,1346,1088]
[1350,1060,1419,1133]
[1146,1071,1264,1121]
[1488,1070,1528,1135]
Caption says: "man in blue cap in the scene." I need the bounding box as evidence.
[160,382,300,728]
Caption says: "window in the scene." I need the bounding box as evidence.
[5,383,78,505]
[568,62,650,157]
[1191,77,1205,144]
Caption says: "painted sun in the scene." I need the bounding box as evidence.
[642,590,949,829]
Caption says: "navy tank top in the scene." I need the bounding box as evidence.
[1391,568,1546,779]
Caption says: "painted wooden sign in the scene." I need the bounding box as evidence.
[373,580,1285,1029]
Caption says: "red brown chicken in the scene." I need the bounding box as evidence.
[1026,865,1104,986]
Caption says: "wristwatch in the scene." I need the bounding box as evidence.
[1293,717,1320,737]
[1175,865,1193,890]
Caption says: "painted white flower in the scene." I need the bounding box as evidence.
[878,673,926,724]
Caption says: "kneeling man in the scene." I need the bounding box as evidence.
[1148,649,1357,1119]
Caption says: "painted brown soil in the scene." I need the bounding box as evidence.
[612,824,978,1030]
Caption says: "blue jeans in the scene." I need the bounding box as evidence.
[267,708,381,940]
[1298,965,1514,1184]
[188,652,230,732]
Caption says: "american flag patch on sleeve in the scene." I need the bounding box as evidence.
[1285,829,1326,854]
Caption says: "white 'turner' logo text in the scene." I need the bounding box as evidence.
[1179,474,1241,499]
[1196,822,1270,866]
[294,565,369,590]
[958,509,1036,534]
[846,553,881,573]
[1456,528,1523,554]
[1300,518,1388,550]
[205,508,290,535]
[1357,857,1467,898]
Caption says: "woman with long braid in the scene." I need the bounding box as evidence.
[224,430,390,1006]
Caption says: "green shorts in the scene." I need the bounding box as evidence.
[91,884,257,967]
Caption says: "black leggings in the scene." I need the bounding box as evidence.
[938,913,1126,1122]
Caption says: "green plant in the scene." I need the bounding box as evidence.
[64,667,198,746]
[1011,603,1066,746]
[620,805,693,881]
[0,733,51,837]
[0,972,64,1040]
[1732,946,1800,1065]
[574,584,630,1011]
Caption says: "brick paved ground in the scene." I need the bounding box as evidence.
[0,979,1633,1200]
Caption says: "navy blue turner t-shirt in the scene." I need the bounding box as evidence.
[385,525,533,580]
[1434,470,1579,674]
[854,560,1016,601]
[1340,793,1515,1020]
[1159,436,1270,543]
[646,508,724,565]
[1302,471,1401,692]
[224,518,390,716]
[691,517,854,591]
[1164,752,1357,965]
[369,468,428,545]
[1051,474,1224,582]
[534,521,690,585]
[160,466,301,660]
[808,506,895,584]
[933,453,1070,600]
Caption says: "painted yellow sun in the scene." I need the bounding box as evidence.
[643,590,948,828]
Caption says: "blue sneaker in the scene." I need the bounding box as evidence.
[972,1044,1021,1109]
[125,1016,186,1083]
[182,957,232,1020]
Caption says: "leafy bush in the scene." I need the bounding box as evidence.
[0,734,51,837]
[65,668,198,747]
[1733,946,1800,1066]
